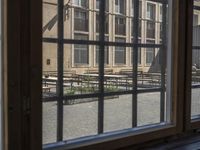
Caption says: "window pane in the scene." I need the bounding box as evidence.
[115,38,126,64]
[192,3,200,118]
[138,92,161,126]
[74,34,89,64]
[42,43,58,144]
[115,16,126,35]
[63,98,98,140]
[74,9,88,32]
[104,94,132,132]
[146,40,155,65]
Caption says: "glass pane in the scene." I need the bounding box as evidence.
[42,43,58,144]
[63,98,98,140]
[191,1,200,118]
[104,94,132,132]
[138,92,161,126]
[63,44,99,96]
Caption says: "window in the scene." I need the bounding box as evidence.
[46,59,50,65]
[115,38,126,64]
[146,3,156,39]
[115,16,126,35]
[96,0,109,11]
[146,20,155,38]
[10,0,200,149]
[96,0,100,9]
[132,0,142,18]
[42,0,175,149]
[147,3,156,20]
[96,13,109,33]
[74,34,89,64]
[115,0,125,15]
[74,9,88,31]
[73,0,88,8]
[193,14,199,26]
[146,40,155,65]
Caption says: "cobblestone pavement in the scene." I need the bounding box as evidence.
[43,89,200,144]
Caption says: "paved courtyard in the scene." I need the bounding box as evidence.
[43,89,200,144]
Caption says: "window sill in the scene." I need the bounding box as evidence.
[43,123,176,150]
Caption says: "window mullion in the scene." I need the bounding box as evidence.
[57,0,64,142]
[98,0,105,134]
[132,0,140,127]
[160,1,167,122]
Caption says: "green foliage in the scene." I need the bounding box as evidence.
[105,85,119,92]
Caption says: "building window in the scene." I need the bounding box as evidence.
[146,21,155,38]
[115,38,126,64]
[146,40,155,65]
[115,0,125,15]
[147,3,156,20]
[96,0,100,9]
[74,34,89,64]
[146,3,156,39]
[46,59,51,65]
[74,9,88,32]
[73,0,88,8]
[193,14,199,26]
[115,16,126,35]
[96,0,109,11]
[96,13,109,33]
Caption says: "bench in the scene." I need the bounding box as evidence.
[43,70,76,77]
[119,68,143,76]
[42,86,51,92]
[85,69,113,74]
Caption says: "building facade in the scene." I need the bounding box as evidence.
[43,0,164,74]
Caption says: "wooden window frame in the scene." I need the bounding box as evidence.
[6,0,198,150]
